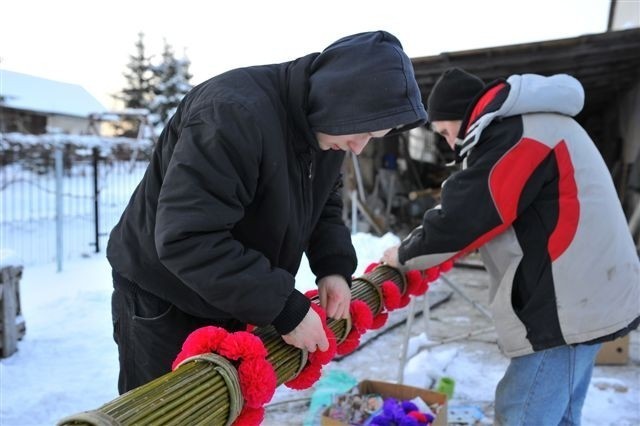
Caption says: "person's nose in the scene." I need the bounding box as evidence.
[447,135,456,149]
[349,135,371,155]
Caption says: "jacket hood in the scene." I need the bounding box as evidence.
[306,30,426,136]
[456,73,585,161]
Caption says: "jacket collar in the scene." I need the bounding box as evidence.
[452,80,509,163]
[282,53,321,154]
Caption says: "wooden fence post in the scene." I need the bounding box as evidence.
[1,265,26,358]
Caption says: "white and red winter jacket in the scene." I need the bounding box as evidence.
[399,74,640,357]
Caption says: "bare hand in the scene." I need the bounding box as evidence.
[281,306,329,352]
[317,275,351,319]
[381,245,401,268]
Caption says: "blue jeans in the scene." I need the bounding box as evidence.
[494,343,601,426]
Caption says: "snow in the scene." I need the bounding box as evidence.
[1,233,638,425]
[0,70,106,118]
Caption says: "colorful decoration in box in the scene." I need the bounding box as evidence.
[368,397,435,426]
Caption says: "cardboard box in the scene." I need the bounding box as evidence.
[321,380,447,426]
[596,335,630,365]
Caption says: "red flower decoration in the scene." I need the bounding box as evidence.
[405,270,424,296]
[350,300,373,332]
[284,303,336,391]
[425,266,440,282]
[284,362,323,390]
[237,357,277,407]
[304,288,319,299]
[309,327,337,365]
[336,328,361,355]
[364,261,380,274]
[371,311,389,329]
[232,406,264,426]
[219,331,267,361]
[171,326,276,426]
[440,259,454,272]
[381,281,401,311]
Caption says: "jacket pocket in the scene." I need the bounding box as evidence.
[131,289,175,323]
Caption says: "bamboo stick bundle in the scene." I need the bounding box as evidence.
[58,264,408,426]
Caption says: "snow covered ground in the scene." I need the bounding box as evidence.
[1,233,638,425]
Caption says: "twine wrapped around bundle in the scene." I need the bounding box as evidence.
[58,263,435,426]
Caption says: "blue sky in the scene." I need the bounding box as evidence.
[1,0,611,109]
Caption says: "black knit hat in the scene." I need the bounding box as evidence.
[427,68,484,122]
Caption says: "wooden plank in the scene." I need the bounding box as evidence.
[1,267,18,357]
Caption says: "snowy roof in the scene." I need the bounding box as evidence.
[0,69,106,118]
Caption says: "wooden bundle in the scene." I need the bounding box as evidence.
[58,265,405,426]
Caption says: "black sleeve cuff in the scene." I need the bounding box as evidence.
[311,255,356,287]
[398,244,408,265]
[271,289,311,335]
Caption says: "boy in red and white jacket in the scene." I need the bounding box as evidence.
[384,68,640,425]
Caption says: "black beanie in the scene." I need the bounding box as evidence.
[307,31,426,136]
[427,68,484,122]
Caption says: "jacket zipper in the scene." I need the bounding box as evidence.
[300,153,314,250]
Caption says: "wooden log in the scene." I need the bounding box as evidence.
[1,266,24,358]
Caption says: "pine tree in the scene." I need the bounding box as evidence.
[115,32,154,110]
[149,40,193,135]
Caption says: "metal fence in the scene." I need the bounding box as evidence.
[0,133,151,269]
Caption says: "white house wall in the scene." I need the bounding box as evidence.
[611,1,640,30]
[47,115,92,135]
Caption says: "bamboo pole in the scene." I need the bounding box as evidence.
[58,265,406,426]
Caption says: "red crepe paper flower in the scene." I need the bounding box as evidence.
[232,406,264,426]
[399,293,411,308]
[219,331,267,361]
[309,327,337,365]
[336,327,361,355]
[304,288,319,298]
[284,362,323,390]
[413,276,429,296]
[364,261,380,274]
[381,280,401,310]
[440,259,454,272]
[405,270,424,296]
[171,326,276,426]
[284,303,336,391]
[425,266,440,282]
[371,311,389,329]
[171,326,229,369]
[350,300,373,332]
[237,357,277,407]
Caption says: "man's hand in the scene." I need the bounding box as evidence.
[281,306,329,352]
[381,245,401,268]
[317,275,351,320]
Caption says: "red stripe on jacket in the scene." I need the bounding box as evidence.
[548,140,579,260]
[465,83,508,133]
[490,138,551,223]
[456,138,551,255]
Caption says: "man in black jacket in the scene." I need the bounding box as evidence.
[107,30,427,393]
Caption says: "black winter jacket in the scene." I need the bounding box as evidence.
[107,54,356,334]
[108,31,427,335]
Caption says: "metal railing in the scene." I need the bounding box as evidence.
[0,133,151,269]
